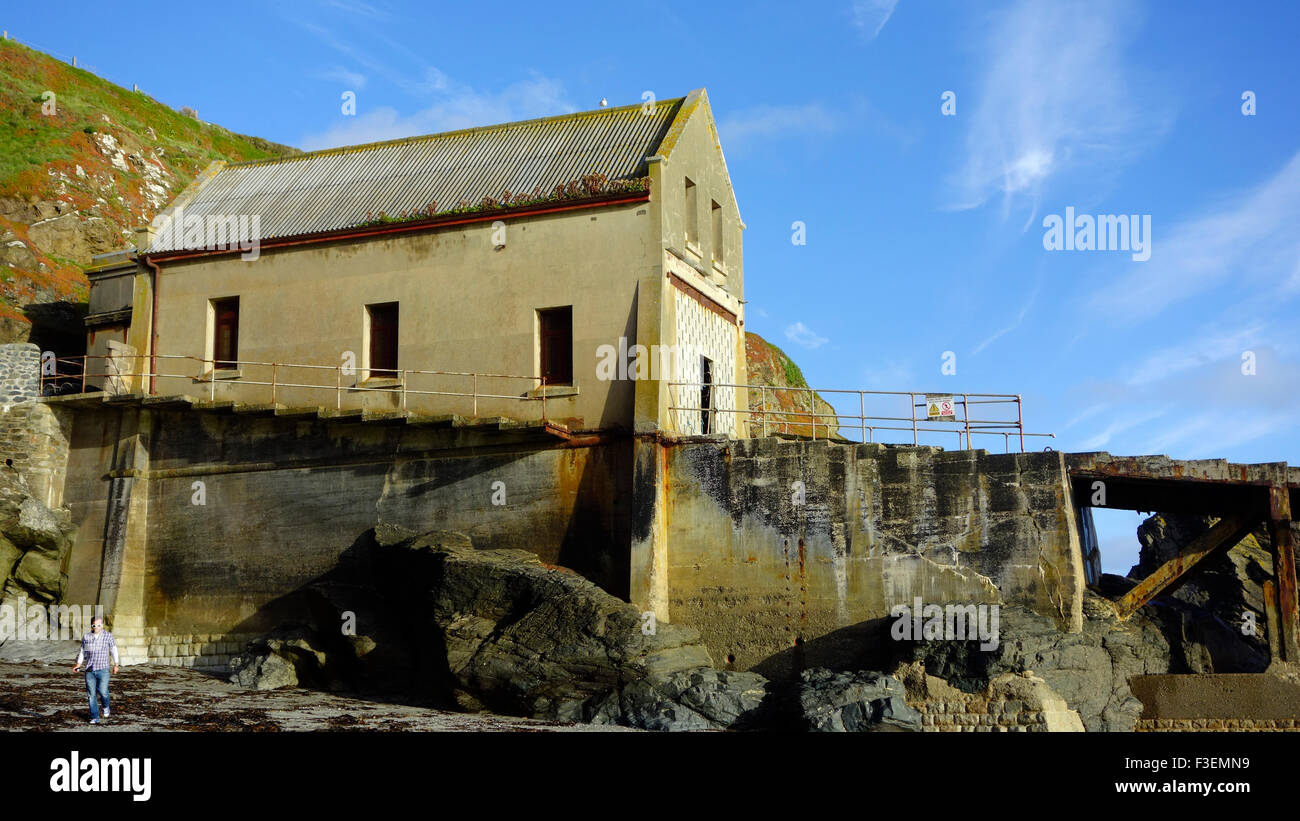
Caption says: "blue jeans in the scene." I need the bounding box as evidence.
[85,669,111,720]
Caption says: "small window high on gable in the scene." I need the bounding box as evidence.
[711,199,724,265]
[685,177,698,247]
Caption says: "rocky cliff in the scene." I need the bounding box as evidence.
[744,332,840,438]
[0,36,296,344]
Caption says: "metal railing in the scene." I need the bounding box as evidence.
[668,382,1055,452]
[41,354,551,421]
[39,356,1056,450]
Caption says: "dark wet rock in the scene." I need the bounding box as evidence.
[235,526,774,730]
[0,467,75,603]
[797,668,920,732]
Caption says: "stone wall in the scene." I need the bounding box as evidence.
[0,401,71,509]
[650,437,1085,679]
[0,343,40,406]
[1137,718,1300,731]
[143,630,262,671]
[895,662,1085,732]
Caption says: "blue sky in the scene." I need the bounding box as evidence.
[10,0,1300,573]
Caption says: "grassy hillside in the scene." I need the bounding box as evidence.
[0,36,296,342]
[745,332,842,439]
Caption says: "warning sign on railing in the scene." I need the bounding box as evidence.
[926,394,956,420]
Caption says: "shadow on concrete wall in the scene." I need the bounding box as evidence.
[220,527,459,709]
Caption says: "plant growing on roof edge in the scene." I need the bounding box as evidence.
[355,174,651,228]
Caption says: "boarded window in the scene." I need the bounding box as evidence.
[212,297,239,368]
[539,306,573,386]
[367,302,399,379]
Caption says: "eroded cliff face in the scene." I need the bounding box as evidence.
[743,332,840,439]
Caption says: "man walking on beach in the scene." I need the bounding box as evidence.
[72,615,119,724]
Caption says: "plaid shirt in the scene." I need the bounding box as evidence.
[77,630,119,671]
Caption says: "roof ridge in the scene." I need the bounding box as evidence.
[225,96,688,170]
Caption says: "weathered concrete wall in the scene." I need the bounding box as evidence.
[149,202,657,428]
[52,402,1089,676]
[56,403,632,669]
[649,437,1085,679]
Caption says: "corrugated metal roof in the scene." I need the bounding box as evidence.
[148,97,684,254]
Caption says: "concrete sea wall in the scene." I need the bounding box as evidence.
[642,437,1086,678]
[54,402,631,669]
[39,396,1087,676]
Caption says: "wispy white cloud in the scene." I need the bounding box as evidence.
[947,0,1166,211]
[972,279,1038,355]
[321,0,391,18]
[1125,322,1266,386]
[850,0,899,39]
[718,97,911,154]
[785,322,829,349]
[295,21,493,100]
[1144,413,1217,454]
[1063,331,1300,459]
[718,104,838,149]
[1062,402,1111,431]
[1144,411,1291,458]
[301,73,574,149]
[316,66,368,90]
[859,358,914,392]
[1076,408,1167,451]
[1089,149,1300,320]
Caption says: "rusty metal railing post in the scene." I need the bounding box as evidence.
[911,393,918,445]
[401,369,407,412]
[271,362,278,404]
[962,393,970,450]
[472,373,478,418]
[1017,394,1024,452]
[335,365,341,410]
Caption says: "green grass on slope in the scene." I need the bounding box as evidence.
[0,36,295,192]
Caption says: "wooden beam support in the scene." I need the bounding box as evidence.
[1269,485,1299,661]
[1264,579,1281,661]
[1114,511,1257,619]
